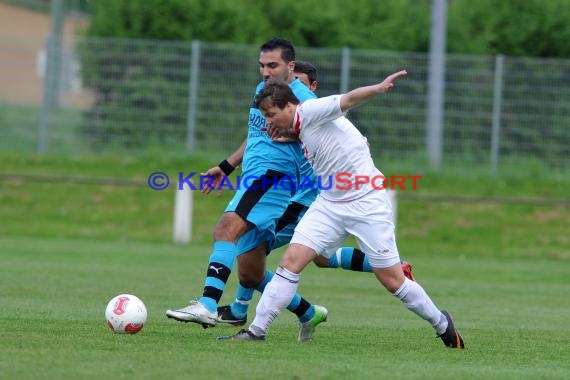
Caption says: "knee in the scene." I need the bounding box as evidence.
[213,213,247,242]
[373,267,405,293]
[383,280,403,294]
[280,244,315,273]
[212,224,230,241]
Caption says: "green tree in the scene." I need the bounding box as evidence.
[83,0,430,51]
[448,0,570,57]
[84,0,570,58]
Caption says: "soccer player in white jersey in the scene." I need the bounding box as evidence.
[219,70,465,349]
[217,60,416,329]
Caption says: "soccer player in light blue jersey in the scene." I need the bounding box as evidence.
[166,38,328,341]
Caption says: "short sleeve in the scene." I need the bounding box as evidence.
[296,95,344,133]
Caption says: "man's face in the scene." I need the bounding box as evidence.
[294,72,317,92]
[259,49,294,82]
[260,101,296,133]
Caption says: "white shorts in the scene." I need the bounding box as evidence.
[291,189,400,268]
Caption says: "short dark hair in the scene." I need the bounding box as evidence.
[294,61,318,84]
[260,38,296,63]
[254,79,300,110]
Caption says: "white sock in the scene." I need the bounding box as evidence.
[250,267,300,336]
[393,278,447,334]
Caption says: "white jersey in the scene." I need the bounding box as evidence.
[294,95,384,202]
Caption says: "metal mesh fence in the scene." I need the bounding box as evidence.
[1,36,569,177]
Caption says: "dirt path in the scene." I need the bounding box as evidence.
[0,3,85,104]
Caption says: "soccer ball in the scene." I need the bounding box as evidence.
[105,294,147,334]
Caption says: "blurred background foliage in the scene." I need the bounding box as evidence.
[82,0,570,58]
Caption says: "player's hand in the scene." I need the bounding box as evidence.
[377,70,407,93]
[200,166,224,196]
[265,123,298,142]
[272,136,298,143]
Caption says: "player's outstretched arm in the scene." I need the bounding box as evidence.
[340,70,407,112]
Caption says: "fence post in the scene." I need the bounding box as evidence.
[186,39,201,152]
[426,0,447,170]
[37,0,64,153]
[340,47,351,93]
[173,180,192,244]
[490,54,504,176]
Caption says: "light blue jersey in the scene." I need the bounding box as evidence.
[242,79,318,207]
[227,78,318,255]
[242,79,316,180]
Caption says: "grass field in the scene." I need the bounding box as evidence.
[2,237,570,380]
[1,153,570,379]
